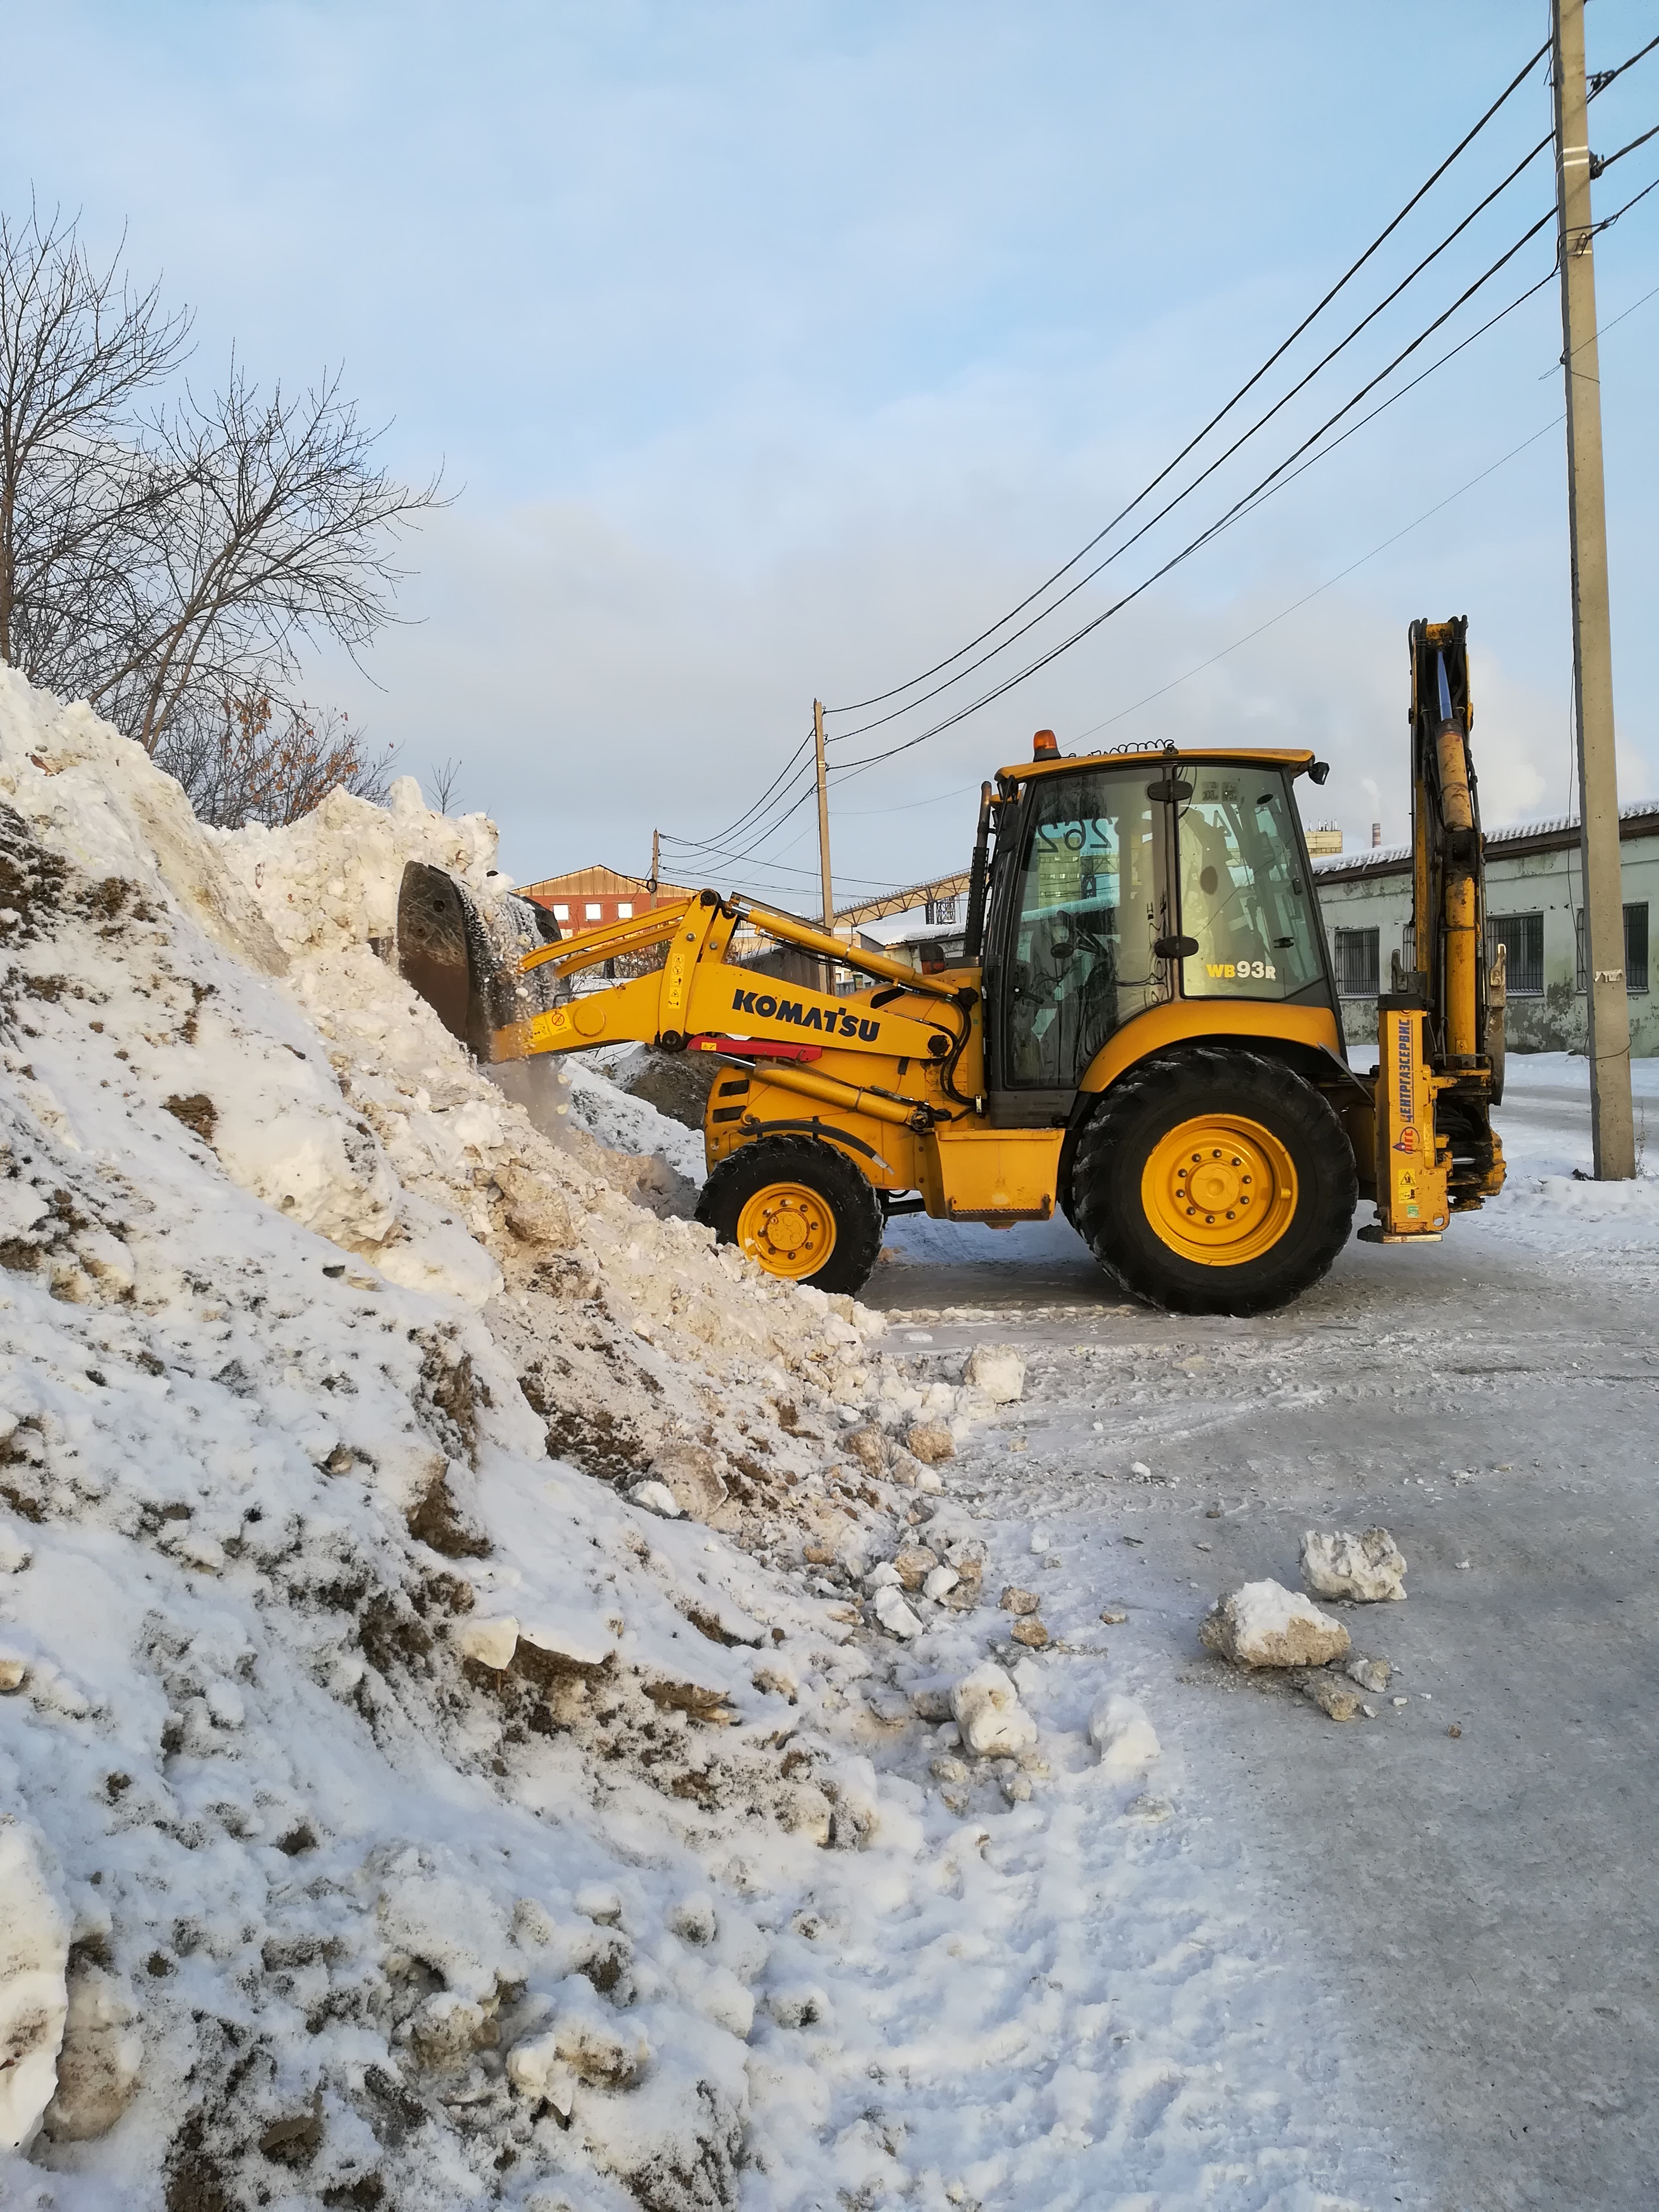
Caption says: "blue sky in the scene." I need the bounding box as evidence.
[6,1,1658,900]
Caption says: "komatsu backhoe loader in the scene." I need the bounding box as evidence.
[462,618,1504,1316]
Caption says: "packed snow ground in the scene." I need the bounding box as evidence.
[1,665,1405,2212]
[873,1056,1659,2210]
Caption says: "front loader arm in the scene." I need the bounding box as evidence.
[489,890,976,1131]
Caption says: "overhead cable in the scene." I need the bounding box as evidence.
[659,726,816,858]
[1071,415,1564,744]
[830,216,1559,778]
[827,132,1556,748]
[821,37,1550,719]
[1592,119,1659,176]
[1589,168,1659,236]
[1588,31,1659,99]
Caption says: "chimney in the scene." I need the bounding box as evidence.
[1371,821,1382,847]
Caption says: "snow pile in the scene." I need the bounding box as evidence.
[0,666,984,2207]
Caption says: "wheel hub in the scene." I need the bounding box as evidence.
[735,1181,837,1279]
[1142,1114,1298,1267]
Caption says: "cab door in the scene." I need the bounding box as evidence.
[983,763,1174,1126]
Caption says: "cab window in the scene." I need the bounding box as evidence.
[1000,765,1166,1089]
[1178,770,1325,1000]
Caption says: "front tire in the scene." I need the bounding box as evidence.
[696,1134,884,1296]
[1071,1048,1356,1315]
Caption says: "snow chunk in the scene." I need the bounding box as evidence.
[0,1814,70,2151]
[520,1616,615,1671]
[950,1661,1038,1758]
[1301,1525,1408,1603]
[872,1584,924,1639]
[455,1615,521,1669]
[628,1480,682,1518]
[1200,1579,1351,1668]
[964,1345,1025,1403]
[41,1964,142,2141]
[1089,1694,1161,1778]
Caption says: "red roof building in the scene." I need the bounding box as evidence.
[517,865,694,932]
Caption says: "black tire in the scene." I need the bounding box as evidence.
[1071,1047,1356,1316]
[696,1134,885,1297]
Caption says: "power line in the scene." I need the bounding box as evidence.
[661,725,816,857]
[831,214,1561,779]
[1589,30,1659,98]
[1590,167,1659,236]
[1071,415,1565,744]
[827,130,1556,749]
[826,258,1659,836]
[1593,119,1659,176]
[821,37,1550,721]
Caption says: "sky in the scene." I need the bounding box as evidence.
[4,0,1658,906]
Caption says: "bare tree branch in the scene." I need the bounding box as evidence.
[0,200,444,813]
[155,690,396,828]
[428,756,463,812]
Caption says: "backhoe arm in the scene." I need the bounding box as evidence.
[1366,618,1505,1242]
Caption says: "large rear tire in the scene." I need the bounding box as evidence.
[696,1134,885,1297]
[1071,1048,1356,1316]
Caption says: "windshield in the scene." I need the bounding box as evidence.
[1178,768,1326,1000]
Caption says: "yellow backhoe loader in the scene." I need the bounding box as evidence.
[466,618,1504,1316]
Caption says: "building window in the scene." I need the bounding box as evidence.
[585,902,602,920]
[1332,925,1379,998]
[616,902,633,919]
[552,904,570,921]
[1575,903,1649,992]
[925,894,958,924]
[1490,912,1544,997]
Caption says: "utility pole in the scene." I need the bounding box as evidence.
[648,827,659,898]
[1553,0,1635,1178]
[812,698,837,994]
[812,698,834,929]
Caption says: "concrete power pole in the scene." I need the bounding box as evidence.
[812,698,834,930]
[1553,0,1635,1177]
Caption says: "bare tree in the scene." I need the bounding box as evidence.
[428,756,463,813]
[0,201,442,817]
[159,691,396,830]
[0,203,190,687]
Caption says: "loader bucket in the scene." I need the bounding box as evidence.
[395,862,564,1063]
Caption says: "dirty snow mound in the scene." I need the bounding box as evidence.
[0,666,981,2208]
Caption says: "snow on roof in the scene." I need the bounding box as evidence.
[1312,796,1659,880]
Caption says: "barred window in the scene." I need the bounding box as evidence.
[1574,903,1649,992]
[1332,925,1379,998]
[1488,912,1544,997]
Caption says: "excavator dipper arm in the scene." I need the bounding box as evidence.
[1364,618,1505,1241]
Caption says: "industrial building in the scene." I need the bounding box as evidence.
[1312,799,1659,1055]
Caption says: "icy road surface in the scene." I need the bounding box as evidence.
[873,1055,1659,2212]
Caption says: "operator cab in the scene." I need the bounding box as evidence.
[979,743,1338,1124]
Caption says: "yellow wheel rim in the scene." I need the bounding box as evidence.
[1141,1114,1298,1268]
[736,1181,837,1280]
